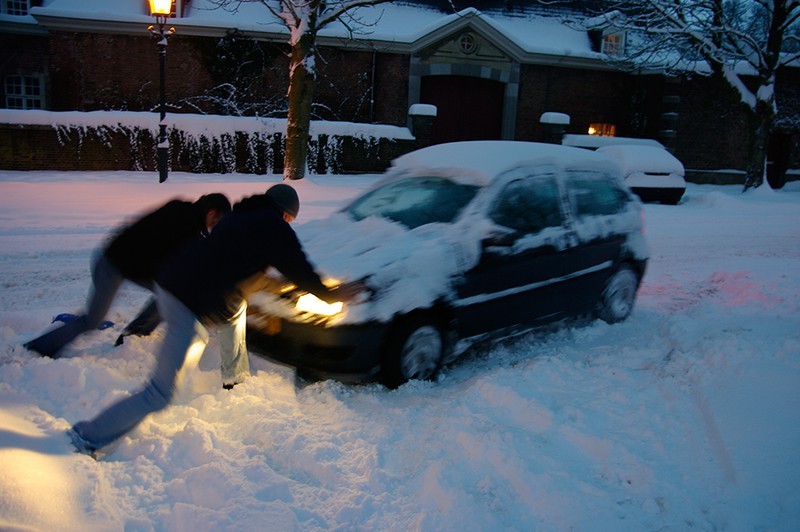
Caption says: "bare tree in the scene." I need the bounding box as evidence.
[593,0,800,191]
[209,0,392,180]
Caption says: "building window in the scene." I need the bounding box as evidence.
[588,123,616,137]
[457,32,479,55]
[2,0,31,16]
[602,32,625,56]
[5,75,44,109]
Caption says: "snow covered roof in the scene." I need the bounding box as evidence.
[24,0,604,68]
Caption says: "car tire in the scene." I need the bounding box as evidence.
[380,317,444,389]
[597,265,639,324]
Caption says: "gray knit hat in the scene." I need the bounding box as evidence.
[265,183,300,218]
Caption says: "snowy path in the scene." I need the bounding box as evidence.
[1,172,798,530]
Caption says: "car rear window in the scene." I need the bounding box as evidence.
[565,171,628,217]
[346,176,480,229]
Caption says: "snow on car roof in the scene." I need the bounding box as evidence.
[596,145,685,176]
[391,141,608,181]
[563,134,665,149]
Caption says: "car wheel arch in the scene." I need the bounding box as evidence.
[596,262,641,324]
[378,306,455,388]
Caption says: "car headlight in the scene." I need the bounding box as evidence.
[295,293,344,316]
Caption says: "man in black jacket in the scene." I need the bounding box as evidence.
[24,193,231,359]
[69,184,362,454]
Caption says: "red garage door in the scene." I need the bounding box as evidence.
[420,75,505,145]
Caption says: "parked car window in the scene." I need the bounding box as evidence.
[489,175,564,234]
[346,176,479,229]
[565,171,627,217]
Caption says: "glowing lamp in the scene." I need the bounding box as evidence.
[149,0,172,17]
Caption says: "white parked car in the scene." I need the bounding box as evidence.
[597,144,686,205]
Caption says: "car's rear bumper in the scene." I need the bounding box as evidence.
[630,186,685,205]
[246,316,389,381]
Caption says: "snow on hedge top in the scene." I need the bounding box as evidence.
[0,109,413,141]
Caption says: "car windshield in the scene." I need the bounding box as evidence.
[346,176,480,229]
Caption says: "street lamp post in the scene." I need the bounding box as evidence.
[148,0,174,183]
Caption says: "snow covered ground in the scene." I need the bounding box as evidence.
[0,170,798,531]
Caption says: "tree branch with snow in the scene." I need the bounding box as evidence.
[593,0,800,191]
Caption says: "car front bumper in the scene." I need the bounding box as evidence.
[246,314,390,382]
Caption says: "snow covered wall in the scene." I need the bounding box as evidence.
[0,110,417,175]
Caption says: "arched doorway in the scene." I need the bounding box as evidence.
[420,75,505,145]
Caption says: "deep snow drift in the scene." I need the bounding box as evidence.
[0,170,798,531]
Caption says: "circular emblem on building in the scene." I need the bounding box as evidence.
[457,32,479,55]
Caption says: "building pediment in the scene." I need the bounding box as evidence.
[410,9,523,63]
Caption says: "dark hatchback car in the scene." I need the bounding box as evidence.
[247,141,649,387]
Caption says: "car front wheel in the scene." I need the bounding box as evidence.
[380,318,444,388]
[598,265,639,324]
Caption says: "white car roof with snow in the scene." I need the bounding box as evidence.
[563,134,665,149]
[596,145,685,176]
[390,141,612,182]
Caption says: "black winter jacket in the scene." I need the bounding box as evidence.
[158,195,333,324]
[104,199,206,287]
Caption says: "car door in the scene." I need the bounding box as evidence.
[560,169,630,315]
[453,168,577,338]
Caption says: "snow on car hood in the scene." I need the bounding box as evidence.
[293,192,648,325]
[296,212,483,323]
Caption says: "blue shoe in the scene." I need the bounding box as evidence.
[53,313,114,330]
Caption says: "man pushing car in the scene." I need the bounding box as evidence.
[69,184,363,456]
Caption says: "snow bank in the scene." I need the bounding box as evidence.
[0,172,798,530]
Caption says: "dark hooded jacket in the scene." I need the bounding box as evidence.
[104,199,207,287]
[158,194,333,324]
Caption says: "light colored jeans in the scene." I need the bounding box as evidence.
[219,300,250,386]
[72,286,251,449]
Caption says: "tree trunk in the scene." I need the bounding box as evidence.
[284,35,316,181]
[743,100,774,192]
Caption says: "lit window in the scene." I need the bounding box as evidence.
[602,32,624,56]
[2,0,31,16]
[5,75,44,110]
[588,123,616,137]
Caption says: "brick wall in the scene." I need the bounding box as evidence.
[48,32,215,112]
[515,65,634,142]
[42,32,410,128]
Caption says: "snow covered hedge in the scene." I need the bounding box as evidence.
[0,110,417,175]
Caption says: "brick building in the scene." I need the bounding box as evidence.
[1,0,798,183]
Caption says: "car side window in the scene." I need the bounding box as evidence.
[565,171,627,217]
[489,175,565,235]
